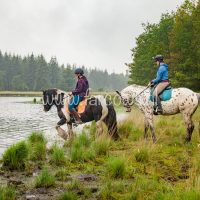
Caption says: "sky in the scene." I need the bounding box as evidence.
[0,0,184,73]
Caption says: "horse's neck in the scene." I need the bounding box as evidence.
[129,86,150,107]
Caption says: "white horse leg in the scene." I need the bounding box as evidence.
[56,126,68,140]
[145,114,156,143]
[144,117,149,139]
[96,120,104,137]
[67,122,74,140]
[182,113,194,142]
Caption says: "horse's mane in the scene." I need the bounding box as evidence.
[122,84,146,94]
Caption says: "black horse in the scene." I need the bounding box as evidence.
[42,89,119,140]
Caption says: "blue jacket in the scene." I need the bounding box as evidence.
[151,63,169,84]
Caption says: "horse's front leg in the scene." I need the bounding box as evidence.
[67,122,74,140]
[144,117,149,139]
[56,116,68,140]
[96,120,104,137]
[145,113,156,143]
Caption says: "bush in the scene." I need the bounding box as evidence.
[50,145,66,166]
[106,157,126,178]
[2,141,29,170]
[0,186,16,200]
[35,168,55,188]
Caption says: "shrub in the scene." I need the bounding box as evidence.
[2,141,29,170]
[106,157,126,178]
[29,141,46,161]
[35,168,55,188]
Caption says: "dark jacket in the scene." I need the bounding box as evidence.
[72,76,89,97]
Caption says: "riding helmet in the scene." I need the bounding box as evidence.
[74,68,84,75]
[152,55,164,62]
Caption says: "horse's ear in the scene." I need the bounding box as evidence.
[116,91,122,97]
[42,90,45,95]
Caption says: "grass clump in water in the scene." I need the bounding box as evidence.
[106,157,126,178]
[2,141,29,170]
[135,148,149,163]
[35,168,55,188]
[50,145,66,166]
[58,192,77,200]
[0,186,16,200]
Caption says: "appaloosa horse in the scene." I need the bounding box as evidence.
[42,89,118,140]
[117,84,200,143]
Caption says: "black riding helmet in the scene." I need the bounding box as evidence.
[74,68,84,75]
[152,55,164,62]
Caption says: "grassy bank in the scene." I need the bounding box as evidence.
[0,107,199,200]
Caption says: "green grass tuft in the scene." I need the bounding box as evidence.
[0,186,16,200]
[35,168,55,188]
[2,141,29,170]
[135,148,149,163]
[28,131,46,144]
[50,145,66,166]
[58,192,77,200]
[106,157,126,178]
[91,136,111,156]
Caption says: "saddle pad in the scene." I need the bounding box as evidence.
[66,98,87,114]
[149,87,172,102]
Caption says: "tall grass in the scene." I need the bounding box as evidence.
[0,186,16,200]
[35,168,55,188]
[58,192,77,200]
[106,157,126,178]
[50,145,66,166]
[28,131,47,161]
[2,141,29,170]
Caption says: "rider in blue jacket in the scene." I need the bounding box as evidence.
[148,55,170,114]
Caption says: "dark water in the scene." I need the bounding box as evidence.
[0,97,59,155]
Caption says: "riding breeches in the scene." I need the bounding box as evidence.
[153,82,170,96]
[68,95,84,112]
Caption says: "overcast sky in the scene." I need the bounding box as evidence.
[0,0,184,73]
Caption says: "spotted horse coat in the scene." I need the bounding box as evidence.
[117,84,200,143]
[42,89,119,140]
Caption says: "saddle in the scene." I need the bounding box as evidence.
[149,86,172,102]
[66,98,87,114]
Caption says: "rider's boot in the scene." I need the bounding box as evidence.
[153,96,163,115]
[71,108,83,124]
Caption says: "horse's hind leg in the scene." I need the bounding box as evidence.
[183,113,194,142]
[144,117,149,139]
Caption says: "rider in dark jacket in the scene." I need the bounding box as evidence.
[69,68,89,123]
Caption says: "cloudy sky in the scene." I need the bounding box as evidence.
[0,0,184,73]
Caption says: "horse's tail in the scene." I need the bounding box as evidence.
[197,93,200,105]
[197,93,200,136]
[103,100,119,140]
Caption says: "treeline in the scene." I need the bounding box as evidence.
[129,0,200,91]
[0,51,128,91]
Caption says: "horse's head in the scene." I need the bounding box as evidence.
[42,89,65,112]
[116,90,133,112]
